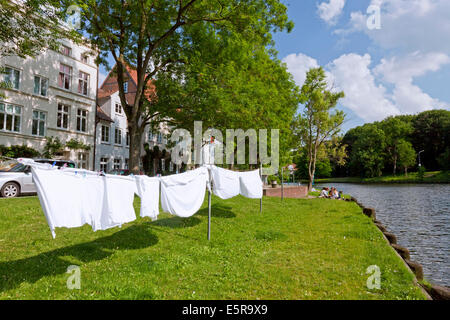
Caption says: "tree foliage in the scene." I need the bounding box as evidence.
[58,0,296,173]
[292,67,345,189]
[342,109,449,177]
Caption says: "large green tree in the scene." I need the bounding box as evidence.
[349,124,386,178]
[379,116,413,175]
[59,0,294,173]
[396,140,416,176]
[412,110,450,170]
[293,67,345,190]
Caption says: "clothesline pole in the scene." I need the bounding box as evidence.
[281,167,284,202]
[260,163,262,214]
[207,167,212,241]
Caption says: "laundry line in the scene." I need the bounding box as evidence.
[17,158,263,240]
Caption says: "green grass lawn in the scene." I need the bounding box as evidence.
[313,171,449,184]
[0,194,426,300]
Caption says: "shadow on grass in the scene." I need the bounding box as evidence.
[0,224,158,293]
[151,216,201,229]
[196,204,236,219]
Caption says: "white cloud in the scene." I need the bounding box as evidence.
[337,0,450,54]
[283,51,450,121]
[328,53,400,121]
[282,53,319,88]
[374,52,450,112]
[317,0,346,25]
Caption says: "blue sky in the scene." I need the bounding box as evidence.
[99,0,450,133]
[272,0,450,132]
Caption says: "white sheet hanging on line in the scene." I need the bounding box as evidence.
[160,167,209,217]
[210,165,240,199]
[21,159,138,237]
[135,175,160,221]
[239,169,263,199]
[102,174,138,228]
[29,165,96,238]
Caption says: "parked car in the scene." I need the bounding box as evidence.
[107,169,131,176]
[0,159,76,198]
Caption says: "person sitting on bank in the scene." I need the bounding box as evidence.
[319,187,329,198]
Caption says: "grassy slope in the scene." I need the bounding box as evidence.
[0,195,426,300]
[313,171,449,184]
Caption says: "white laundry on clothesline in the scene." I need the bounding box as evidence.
[160,166,210,218]
[135,175,160,221]
[20,159,138,238]
[210,165,263,200]
[210,165,240,199]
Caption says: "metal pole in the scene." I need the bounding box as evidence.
[207,167,212,240]
[260,163,262,213]
[281,167,284,201]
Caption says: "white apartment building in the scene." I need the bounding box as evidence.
[95,64,169,173]
[0,39,98,169]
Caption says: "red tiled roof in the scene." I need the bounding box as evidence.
[99,63,156,104]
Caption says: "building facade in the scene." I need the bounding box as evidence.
[95,64,169,173]
[0,39,98,169]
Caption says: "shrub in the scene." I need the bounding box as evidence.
[0,144,40,159]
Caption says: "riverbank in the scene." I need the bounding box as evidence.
[310,171,449,184]
[0,195,426,299]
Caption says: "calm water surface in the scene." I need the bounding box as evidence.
[315,183,449,287]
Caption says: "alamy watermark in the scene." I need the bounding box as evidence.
[66,265,81,290]
[366,265,381,290]
[366,5,381,30]
[170,121,279,175]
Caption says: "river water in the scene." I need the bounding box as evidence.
[314,183,449,287]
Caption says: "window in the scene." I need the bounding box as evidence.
[169,161,174,172]
[78,71,89,95]
[148,131,153,141]
[32,110,46,136]
[126,131,129,146]
[100,157,108,173]
[161,159,165,171]
[57,103,70,129]
[115,103,122,114]
[123,82,128,93]
[0,103,21,132]
[34,76,48,96]
[77,152,88,169]
[4,67,20,90]
[81,54,89,64]
[101,125,110,143]
[76,109,88,132]
[157,132,163,143]
[61,45,72,56]
[113,159,121,170]
[58,63,72,90]
[125,159,129,170]
[114,127,122,144]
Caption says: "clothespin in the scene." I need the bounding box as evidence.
[83,171,87,178]
[52,161,56,168]
[75,171,78,175]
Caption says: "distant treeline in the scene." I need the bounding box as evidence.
[295,109,449,179]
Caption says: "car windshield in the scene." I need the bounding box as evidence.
[0,160,27,172]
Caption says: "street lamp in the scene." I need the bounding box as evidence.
[418,150,424,167]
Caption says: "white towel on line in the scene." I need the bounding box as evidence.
[160,167,209,217]
[210,165,240,199]
[238,169,263,199]
[135,175,160,221]
[210,166,263,199]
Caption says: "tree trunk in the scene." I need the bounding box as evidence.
[129,122,143,174]
[393,155,397,176]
